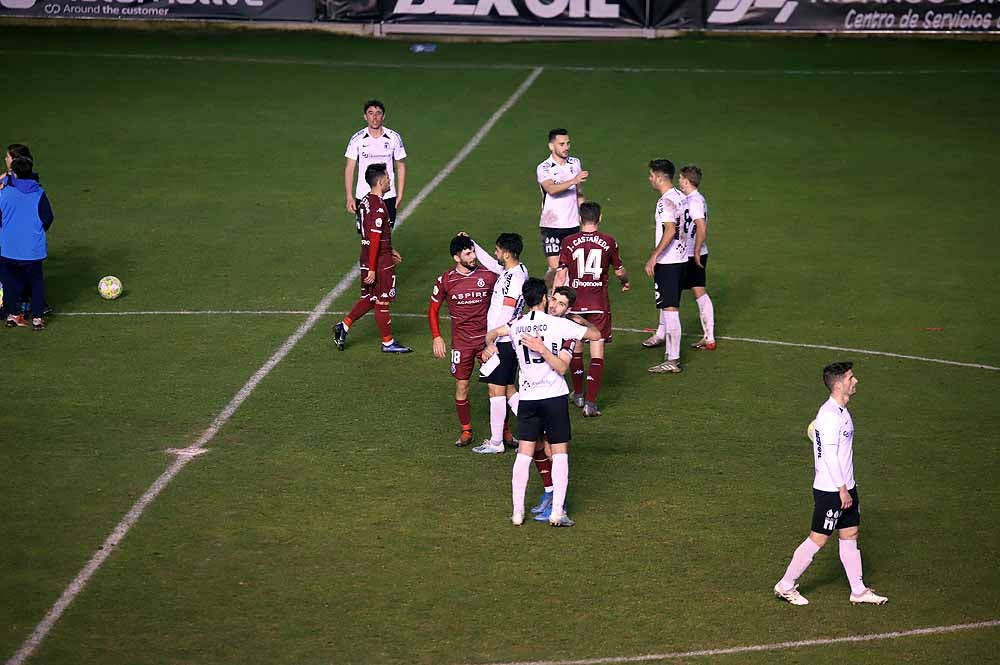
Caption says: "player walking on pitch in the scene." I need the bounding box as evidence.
[483,278,602,527]
[469,233,528,454]
[428,235,498,447]
[333,163,411,353]
[554,201,630,417]
[344,99,407,232]
[644,159,687,374]
[773,362,888,606]
[537,128,588,288]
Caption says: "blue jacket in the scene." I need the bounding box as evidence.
[0,175,54,261]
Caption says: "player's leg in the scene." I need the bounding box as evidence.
[689,257,716,349]
[375,267,411,353]
[454,375,474,447]
[540,228,562,291]
[475,343,513,453]
[511,402,543,525]
[530,438,554,517]
[838,490,887,604]
[3,262,29,327]
[569,350,586,407]
[334,275,376,349]
[583,314,609,416]
[775,489,839,605]
[648,265,683,373]
[544,398,574,526]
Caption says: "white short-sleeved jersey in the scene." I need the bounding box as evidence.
[654,188,688,265]
[812,397,856,492]
[473,240,528,343]
[683,189,709,258]
[536,156,582,229]
[345,127,407,199]
[510,310,587,400]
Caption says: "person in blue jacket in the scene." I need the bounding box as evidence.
[1,154,54,330]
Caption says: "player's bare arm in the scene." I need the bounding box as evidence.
[693,218,707,268]
[392,249,403,265]
[521,334,571,374]
[615,266,631,292]
[645,221,677,277]
[552,267,569,288]
[432,336,447,359]
[344,158,358,214]
[394,158,406,206]
[539,170,588,196]
[483,324,511,357]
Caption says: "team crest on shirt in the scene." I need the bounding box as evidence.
[389,288,396,298]
[384,141,390,150]
[375,218,383,228]
[477,278,486,288]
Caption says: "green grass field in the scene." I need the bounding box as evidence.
[1,24,998,665]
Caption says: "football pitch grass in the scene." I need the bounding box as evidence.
[1,24,999,665]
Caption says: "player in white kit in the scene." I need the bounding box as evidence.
[774,362,889,607]
[483,278,602,527]
[643,159,688,374]
[470,233,529,455]
[344,99,407,233]
[537,128,588,287]
[678,165,716,351]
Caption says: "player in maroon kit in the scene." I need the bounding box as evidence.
[428,235,499,446]
[554,201,630,417]
[333,163,411,353]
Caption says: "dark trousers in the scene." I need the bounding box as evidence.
[0,257,45,319]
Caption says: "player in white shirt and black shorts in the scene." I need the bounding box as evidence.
[773,362,889,607]
[470,232,529,455]
[536,128,588,287]
[643,159,688,374]
[344,99,407,233]
[678,165,716,351]
[484,277,602,528]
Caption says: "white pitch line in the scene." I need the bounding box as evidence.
[3,66,545,665]
[52,311,1000,372]
[466,619,1000,665]
[2,49,998,76]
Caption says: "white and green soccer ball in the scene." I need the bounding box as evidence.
[98,275,123,300]
[806,420,817,444]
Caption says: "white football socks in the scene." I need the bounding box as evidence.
[511,453,532,514]
[839,539,867,595]
[779,537,822,590]
[551,453,569,515]
[696,293,715,342]
[489,396,506,443]
[663,310,682,361]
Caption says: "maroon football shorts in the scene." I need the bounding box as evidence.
[573,310,613,343]
[449,346,484,381]
[361,255,397,302]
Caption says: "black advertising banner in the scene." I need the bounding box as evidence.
[703,0,1000,32]
[0,0,313,20]
[649,0,701,27]
[382,0,646,26]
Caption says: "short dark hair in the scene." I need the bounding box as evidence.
[450,234,474,257]
[680,164,703,188]
[548,128,568,142]
[522,277,548,308]
[364,162,387,187]
[10,156,34,179]
[823,361,853,391]
[649,159,675,180]
[495,232,523,259]
[552,285,576,306]
[363,99,385,114]
[579,201,601,225]
[7,143,32,161]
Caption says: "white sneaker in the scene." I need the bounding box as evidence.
[774,582,809,606]
[648,360,683,374]
[472,440,505,454]
[511,511,524,526]
[850,588,888,605]
[641,335,664,348]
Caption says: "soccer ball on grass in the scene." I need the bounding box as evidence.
[98,276,123,300]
